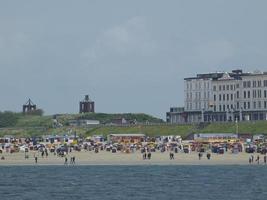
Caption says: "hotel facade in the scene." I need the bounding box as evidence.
[167,69,267,124]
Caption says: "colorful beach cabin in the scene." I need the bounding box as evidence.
[108,133,145,144]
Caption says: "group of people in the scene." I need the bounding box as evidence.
[198,152,211,160]
[64,156,76,165]
[142,152,152,160]
[249,154,267,164]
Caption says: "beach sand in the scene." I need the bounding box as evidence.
[0,150,264,166]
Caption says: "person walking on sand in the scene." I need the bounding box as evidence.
[72,156,75,164]
[256,155,260,165]
[64,157,68,165]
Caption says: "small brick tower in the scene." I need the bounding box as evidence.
[23,99,37,114]
[79,95,95,113]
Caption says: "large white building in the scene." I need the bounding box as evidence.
[167,69,267,124]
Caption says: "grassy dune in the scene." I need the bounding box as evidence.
[1,112,267,138]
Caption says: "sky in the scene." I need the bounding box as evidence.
[1,0,267,120]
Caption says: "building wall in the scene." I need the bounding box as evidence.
[168,70,267,124]
[184,78,213,112]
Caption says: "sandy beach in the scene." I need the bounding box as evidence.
[0,150,264,166]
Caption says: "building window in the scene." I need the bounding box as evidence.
[248,91,250,98]
[264,80,267,87]
[223,85,225,90]
[219,105,222,112]
[258,90,261,98]
[265,90,267,98]
[253,90,256,98]
[253,81,257,87]
[236,83,239,88]
[258,80,262,87]
[227,94,229,101]
[253,102,256,109]
[223,94,225,101]
[243,81,247,88]
[247,81,251,88]
[214,95,216,101]
[227,85,229,90]
[237,102,239,109]
[237,91,239,99]
[258,101,261,109]
[213,86,216,91]
[230,85,233,90]
[219,85,222,91]
[244,91,246,99]
[244,102,246,109]
[264,101,267,108]
[219,94,221,101]
[223,105,225,111]
[231,94,233,100]
[248,102,250,109]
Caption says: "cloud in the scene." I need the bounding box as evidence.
[0,32,32,65]
[81,16,157,65]
[193,40,236,67]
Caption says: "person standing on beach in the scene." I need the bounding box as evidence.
[169,152,174,160]
[264,155,267,165]
[251,155,254,163]
[207,152,211,160]
[70,157,73,164]
[144,152,147,160]
[45,149,48,158]
[35,156,38,164]
[198,152,202,160]
[147,152,151,160]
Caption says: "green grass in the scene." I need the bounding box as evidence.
[84,124,194,138]
[201,121,267,134]
[15,115,52,127]
[1,112,267,138]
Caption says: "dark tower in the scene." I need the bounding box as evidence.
[23,99,37,114]
[79,95,95,113]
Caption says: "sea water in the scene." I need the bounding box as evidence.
[0,165,266,200]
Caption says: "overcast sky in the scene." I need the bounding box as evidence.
[1,0,267,119]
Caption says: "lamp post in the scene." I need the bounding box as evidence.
[235,117,239,135]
